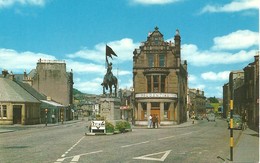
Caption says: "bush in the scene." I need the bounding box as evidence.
[115,120,131,133]
[95,115,105,120]
[105,121,114,133]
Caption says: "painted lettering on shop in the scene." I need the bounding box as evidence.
[135,93,177,98]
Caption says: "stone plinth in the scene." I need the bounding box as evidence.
[100,98,120,123]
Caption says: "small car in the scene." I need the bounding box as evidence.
[228,114,242,130]
[207,113,215,122]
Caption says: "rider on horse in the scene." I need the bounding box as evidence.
[105,62,113,83]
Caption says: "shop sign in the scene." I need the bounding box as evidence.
[135,93,177,98]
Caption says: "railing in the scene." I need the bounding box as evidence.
[38,59,65,64]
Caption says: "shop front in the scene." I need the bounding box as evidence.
[134,93,178,126]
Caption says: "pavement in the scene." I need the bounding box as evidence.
[0,119,83,133]
[232,128,259,163]
[1,118,259,162]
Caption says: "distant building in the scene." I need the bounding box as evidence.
[118,88,134,122]
[23,59,74,121]
[243,54,259,131]
[188,89,206,117]
[223,53,259,131]
[133,27,188,125]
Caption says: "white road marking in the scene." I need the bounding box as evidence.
[71,155,80,162]
[121,141,150,148]
[158,132,193,140]
[158,135,175,140]
[61,136,85,158]
[133,150,171,161]
[55,150,103,163]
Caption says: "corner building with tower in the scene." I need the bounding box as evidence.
[133,27,188,125]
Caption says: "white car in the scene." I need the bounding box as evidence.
[207,113,215,122]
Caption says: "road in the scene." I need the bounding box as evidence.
[0,118,241,163]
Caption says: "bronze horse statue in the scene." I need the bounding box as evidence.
[101,75,118,97]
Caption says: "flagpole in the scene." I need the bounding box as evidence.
[117,67,119,96]
[105,44,107,69]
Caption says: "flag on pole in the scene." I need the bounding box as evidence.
[106,45,117,63]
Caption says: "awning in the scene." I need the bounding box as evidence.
[120,106,131,110]
[41,100,64,107]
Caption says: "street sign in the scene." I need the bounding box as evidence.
[91,121,106,133]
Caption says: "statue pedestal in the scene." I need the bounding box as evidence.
[100,97,121,125]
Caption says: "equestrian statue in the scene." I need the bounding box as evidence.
[101,45,118,97]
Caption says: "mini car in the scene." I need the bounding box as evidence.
[207,113,215,122]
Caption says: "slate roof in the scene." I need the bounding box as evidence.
[0,77,40,103]
[15,80,46,100]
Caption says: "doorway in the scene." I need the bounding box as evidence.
[151,109,160,123]
[13,105,22,124]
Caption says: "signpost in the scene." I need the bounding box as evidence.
[91,121,106,133]
[230,100,233,161]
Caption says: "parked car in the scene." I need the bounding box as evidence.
[228,114,242,130]
[207,113,215,122]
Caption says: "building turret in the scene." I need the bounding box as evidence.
[174,29,181,58]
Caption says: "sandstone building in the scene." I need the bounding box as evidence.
[133,27,188,125]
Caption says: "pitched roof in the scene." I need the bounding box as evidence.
[15,81,46,100]
[0,77,39,103]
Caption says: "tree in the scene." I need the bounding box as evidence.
[208,96,219,103]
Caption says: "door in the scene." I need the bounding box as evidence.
[151,109,160,123]
[13,105,22,124]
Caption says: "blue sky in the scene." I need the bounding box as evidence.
[0,0,259,98]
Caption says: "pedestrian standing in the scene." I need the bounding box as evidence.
[155,115,159,128]
[152,115,156,128]
[192,111,195,124]
[52,114,55,124]
[148,114,152,128]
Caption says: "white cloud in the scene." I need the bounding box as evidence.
[190,84,205,91]
[212,30,259,50]
[0,48,56,72]
[182,44,257,67]
[188,74,197,84]
[130,0,180,5]
[66,60,105,74]
[67,38,139,64]
[201,71,230,81]
[201,0,259,13]
[74,78,103,94]
[0,0,46,8]
[204,86,223,98]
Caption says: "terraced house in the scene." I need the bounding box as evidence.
[0,59,74,125]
